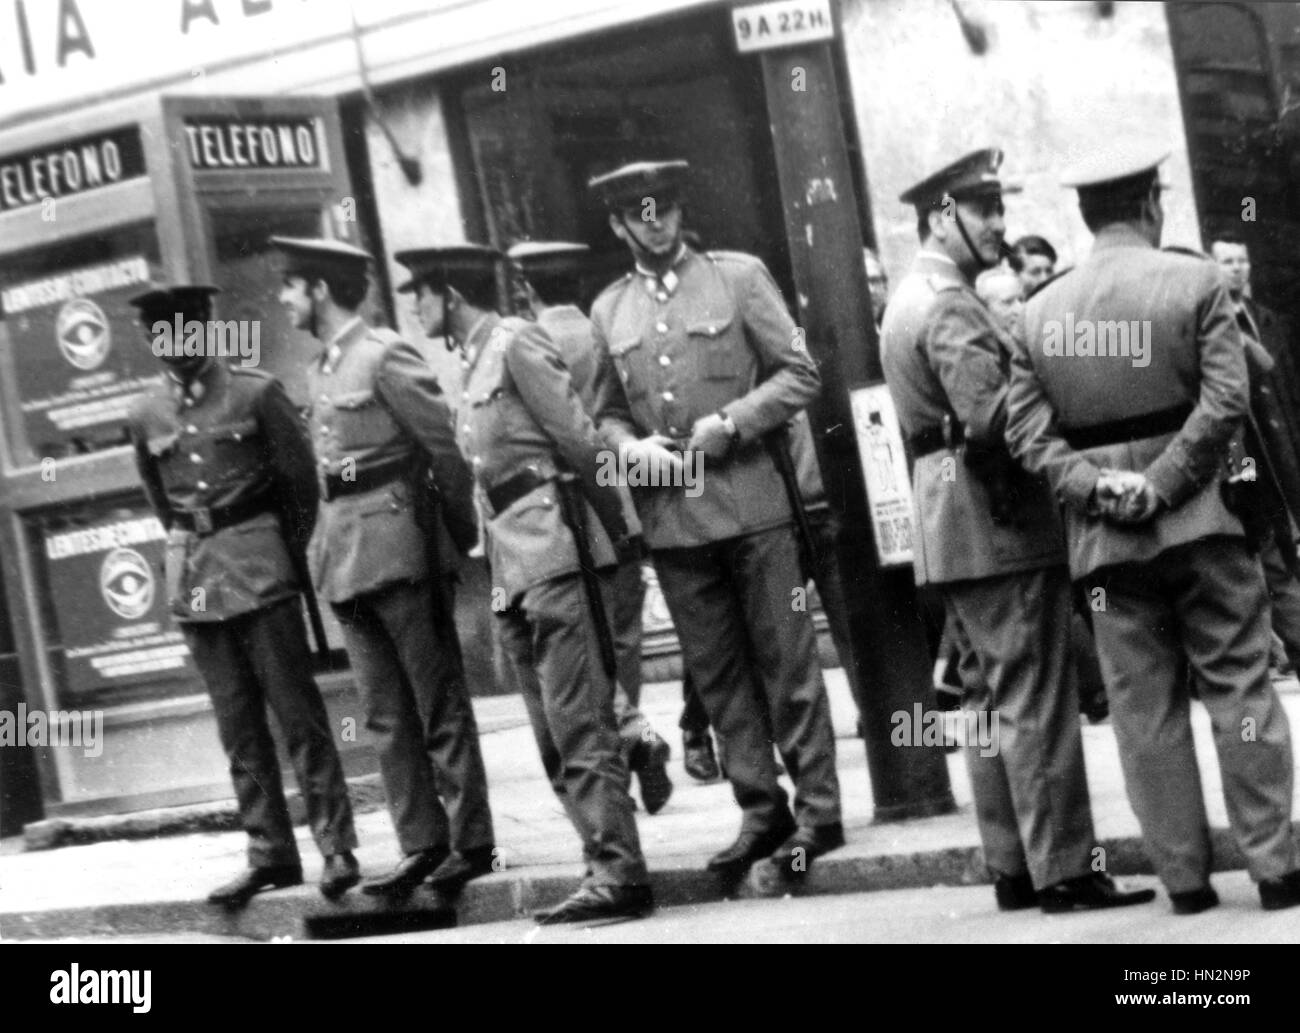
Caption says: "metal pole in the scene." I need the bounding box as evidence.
[756,41,955,820]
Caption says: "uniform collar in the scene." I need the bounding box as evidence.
[912,247,966,287]
[1090,223,1155,253]
[167,358,224,408]
[461,312,500,378]
[635,244,691,296]
[318,315,366,375]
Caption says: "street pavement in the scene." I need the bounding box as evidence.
[2,669,1299,942]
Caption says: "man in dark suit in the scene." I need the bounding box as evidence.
[1007,149,1300,914]
[273,237,496,900]
[128,283,359,907]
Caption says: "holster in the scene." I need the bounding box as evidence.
[962,437,1037,528]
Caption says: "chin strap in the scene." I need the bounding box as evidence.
[951,202,998,272]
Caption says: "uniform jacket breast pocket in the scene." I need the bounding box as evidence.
[609,337,650,397]
[329,388,399,448]
[690,314,742,379]
[208,417,262,471]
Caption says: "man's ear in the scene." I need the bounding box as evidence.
[608,211,629,242]
[309,278,331,305]
[927,207,948,242]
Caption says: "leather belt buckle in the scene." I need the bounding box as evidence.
[192,506,214,535]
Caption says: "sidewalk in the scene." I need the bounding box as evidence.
[2,671,1297,941]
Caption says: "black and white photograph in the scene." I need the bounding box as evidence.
[0,0,1295,993]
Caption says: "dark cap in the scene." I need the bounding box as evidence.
[1060,146,1171,195]
[588,160,689,210]
[506,241,590,278]
[269,236,372,281]
[899,148,1020,212]
[128,282,221,319]
[392,244,502,294]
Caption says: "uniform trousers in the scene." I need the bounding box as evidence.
[497,572,648,887]
[607,558,657,758]
[942,564,1095,889]
[331,578,494,857]
[183,597,357,868]
[1082,535,1298,893]
[654,524,841,834]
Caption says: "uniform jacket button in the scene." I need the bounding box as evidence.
[659,355,671,366]
[662,391,674,402]
[197,480,209,490]
[190,453,203,463]
[656,322,669,333]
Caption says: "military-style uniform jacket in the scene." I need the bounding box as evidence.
[1006,224,1249,580]
[306,317,476,604]
[590,247,820,550]
[456,313,619,604]
[537,303,642,539]
[880,249,1066,586]
[128,360,317,623]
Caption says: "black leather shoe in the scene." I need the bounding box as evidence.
[682,734,721,782]
[319,852,361,901]
[533,884,654,924]
[1170,885,1220,915]
[360,847,449,898]
[1259,870,1300,911]
[994,872,1038,911]
[631,734,674,815]
[425,845,497,894]
[769,822,846,873]
[1039,873,1156,913]
[707,816,797,873]
[207,864,303,908]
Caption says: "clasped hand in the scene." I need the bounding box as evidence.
[1094,468,1161,525]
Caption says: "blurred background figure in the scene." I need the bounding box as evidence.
[864,247,890,329]
[1009,234,1058,295]
[975,265,1026,342]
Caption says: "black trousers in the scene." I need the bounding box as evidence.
[184,597,357,868]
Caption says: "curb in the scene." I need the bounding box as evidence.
[0,826,1257,941]
[23,775,391,851]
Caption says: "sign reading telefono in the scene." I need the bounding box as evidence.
[1,230,163,455]
[43,510,195,696]
[182,117,325,172]
[0,126,146,215]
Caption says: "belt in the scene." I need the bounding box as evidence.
[322,454,411,502]
[486,468,553,517]
[908,417,966,458]
[171,491,273,536]
[1061,404,1194,451]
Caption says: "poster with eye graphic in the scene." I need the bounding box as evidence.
[0,217,162,459]
[41,505,195,699]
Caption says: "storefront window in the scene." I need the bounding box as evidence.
[0,222,161,465]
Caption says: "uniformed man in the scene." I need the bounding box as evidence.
[271,237,496,900]
[881,148,1153,913]
[588,160,843,883]
[127,283,359,908]
[504,240,673,815]
[393,243,653,923]
[1005,148,1300,913]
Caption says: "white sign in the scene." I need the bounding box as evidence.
[850,383,915,568]
[732,0,834,54]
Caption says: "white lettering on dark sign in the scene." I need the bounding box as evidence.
[183,118,323,171]
[0,128,143,215]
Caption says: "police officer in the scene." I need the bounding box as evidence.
[1006,148,1300,913]
[394,243,653,923]
[271,237,496,899]
[588,160,843,882]
[504,240,673,815]
[881,148,1153,913]
[127,283,359,907]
